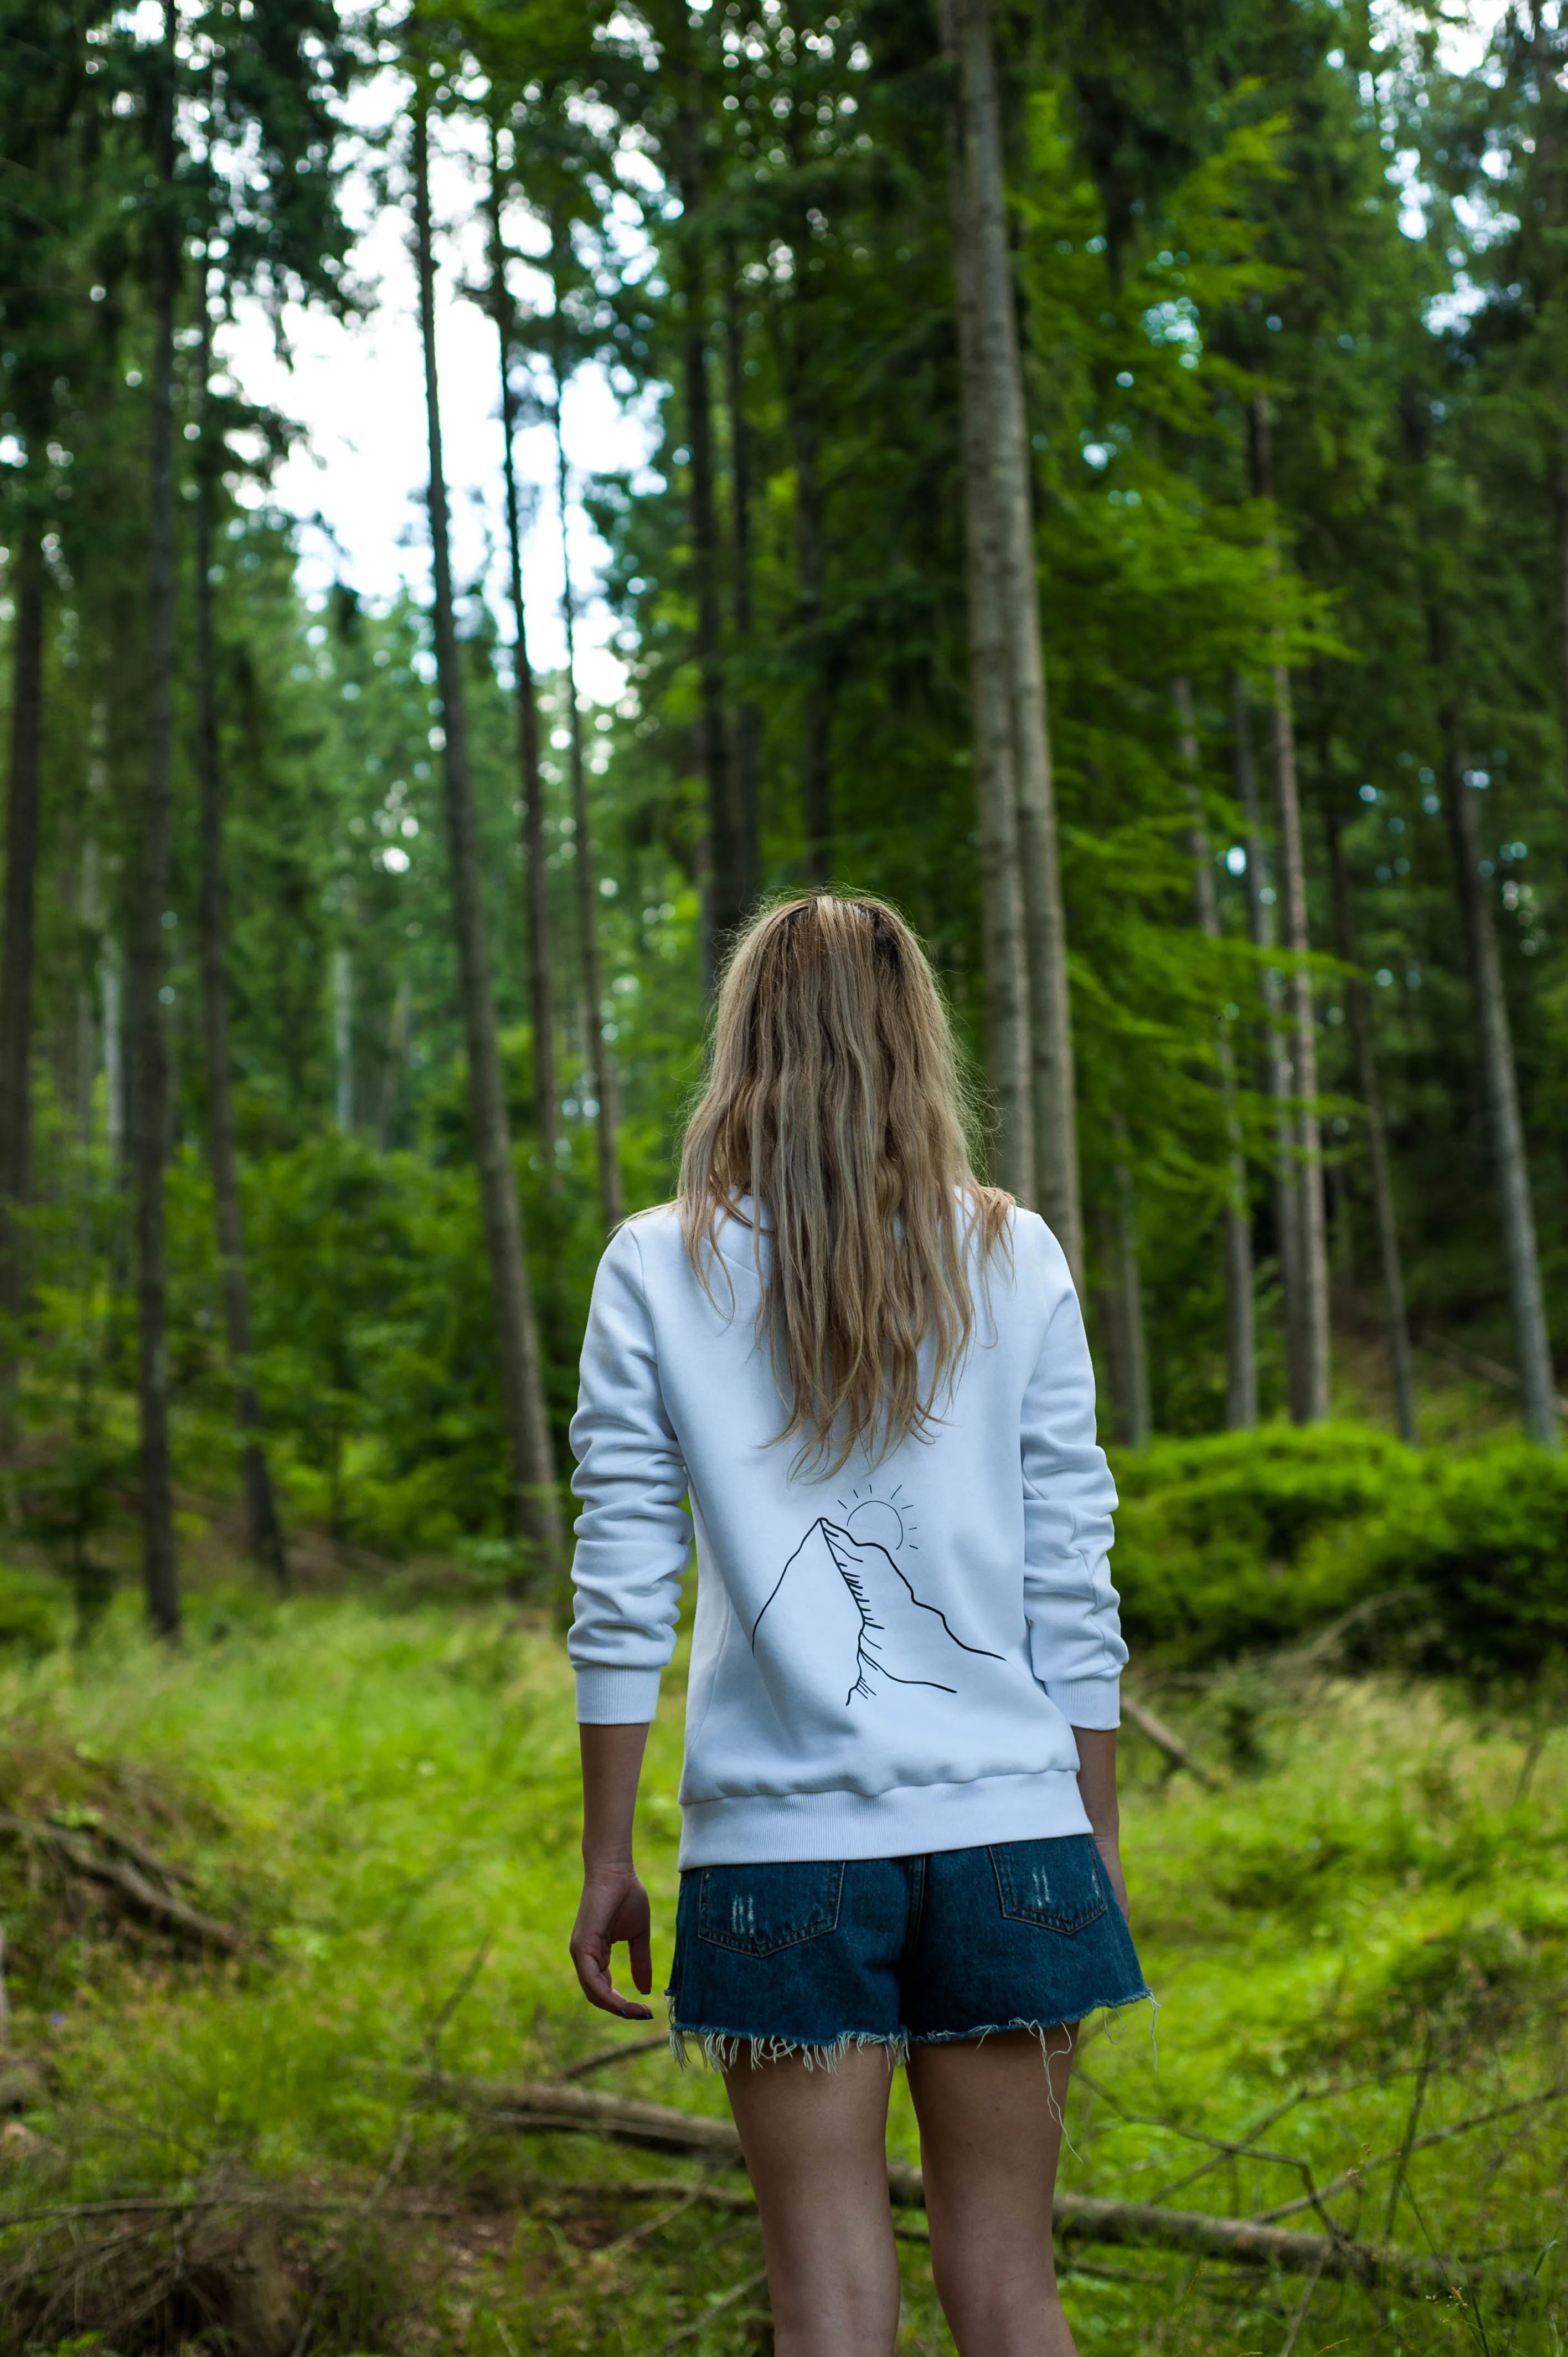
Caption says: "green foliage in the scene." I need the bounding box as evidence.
[1113,1424,1568,1680]
[1343,1443,1568,1682]
[0,1565,68,1658]
[1112,1422,1423,1660]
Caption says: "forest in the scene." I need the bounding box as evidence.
[1,0,1567,2352]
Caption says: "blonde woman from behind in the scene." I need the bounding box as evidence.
[567,895,1147,2357]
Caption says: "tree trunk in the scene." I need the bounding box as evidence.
[1552,438,1568,778]
[1436,681,1557,1448]
[1090,1163,1149,1451]
[724,261,761,917]
[0,502,44,1435]
[332,941,353,1131]
[378,971,411,1151]
[941,0,1078,1270]
[1249,401,1330,1422]
[1234,673,1297,1387]
[76,837,100,1144]
[487,141,558,1169]
[1325,806,1417,1446]
[684,281,744,962]
[414,102,564,1561]
[548,291,625,1236]
[1175,678,1255,1428]
[788,375,832,886]
[193,299,287,1584]
[129,12,180,1636]
[103,935,125,1170]
[939,0,1033,1205]
[1111,1129,1151,1448]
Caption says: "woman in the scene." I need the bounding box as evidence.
[567,895,1147,2357]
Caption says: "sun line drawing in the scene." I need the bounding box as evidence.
[833,1479,920,1553]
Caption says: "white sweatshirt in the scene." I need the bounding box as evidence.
[568,1200,1125,1869]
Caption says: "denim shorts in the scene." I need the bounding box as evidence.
[667,1834,1150,2067]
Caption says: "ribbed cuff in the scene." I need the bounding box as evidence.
[1045,1676,1121,1730]
[575,1665,662,1724]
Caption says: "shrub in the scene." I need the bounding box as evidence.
[1110,1423,1425,1665]
[1111,1424,1568,1684]
[1339,1443,1568,1682]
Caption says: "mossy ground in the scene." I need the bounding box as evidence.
[0,1571,1563,2353]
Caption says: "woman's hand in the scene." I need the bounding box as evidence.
[570,1862,655,2018]
[573,1723,655,2016]
[1073,1725,1130,1925]
[1092,1831,1131,1926]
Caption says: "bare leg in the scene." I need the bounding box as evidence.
[723,2045,902,2357]
[906,2025,1078,2357]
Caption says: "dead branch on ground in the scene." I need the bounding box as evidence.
[1118,1691,1219,1785]
[425,2076,1548,2304]
[0,1814,244,1955]
[563,2030,672,2081]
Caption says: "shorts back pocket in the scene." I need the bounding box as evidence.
[697,1860,845,1957]
[989,1838,1108,1935]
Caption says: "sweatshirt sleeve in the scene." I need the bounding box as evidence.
[568,1221,693,1724]
[1019,1224,1126,1729]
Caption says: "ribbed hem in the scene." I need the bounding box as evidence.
[1044,1676,1121,1731]
[575,1666,662,1723]
[676,1767,1092,1869]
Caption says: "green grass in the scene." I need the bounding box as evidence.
[0,1574,1565,2354]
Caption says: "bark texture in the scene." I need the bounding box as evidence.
[1325,806,1417,1446]
[0,507,44,1409]
[1175,679,1255,1428]
[549,303,625,1236]
[1437,695,1558,1448]
[939,0,1031,1204]
[194,305,287,1583]
[1234,675,1298,1377]
[684,292,744,957]
[724,265,761,917]
[1249,404,1330,1421]
[941,0,1079,1268]
[1110,1141,1151,1447]
[414,105,564,1559]
[488,148,557,1167]
[788,374,832,886]
[128,15,181,1636]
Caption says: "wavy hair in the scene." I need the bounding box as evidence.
[678,894,1012,1473]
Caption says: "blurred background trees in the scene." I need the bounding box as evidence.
[3,0,1566,1624]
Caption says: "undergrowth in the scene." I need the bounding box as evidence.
[0,1575,1562,2354]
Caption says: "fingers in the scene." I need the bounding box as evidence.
[629,1924,653,1995]
[572,1926,656,2019]
[574,1947,652,2018]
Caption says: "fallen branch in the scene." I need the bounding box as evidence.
[562,2031,672,2082]
[1118,1692,1218,1787]
[1255,2087,1566,2225]
[0,1817,244,1957]
[1414,1329,1568,1419]
[662,2264,768,2350]
[96,1821,199,1893]
[1281,1589,1427,1672]
[430,2077,1546,2304]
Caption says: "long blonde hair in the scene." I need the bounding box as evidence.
[678,894,1012,1472]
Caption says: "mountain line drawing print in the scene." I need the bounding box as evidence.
[750,1484,1003,1706]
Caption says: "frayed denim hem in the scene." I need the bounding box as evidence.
[668,2015,909,2073]
[905,1982,1156,2051]
[666,1984,1156,2078]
